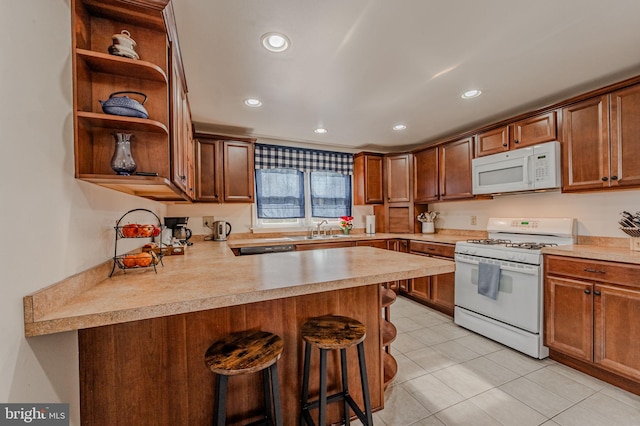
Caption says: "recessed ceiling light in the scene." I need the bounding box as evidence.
[261,32,290,52]
[461,89,482,99]
[244,98,262,107]
[392,124,407,131]
[314,128,328,134]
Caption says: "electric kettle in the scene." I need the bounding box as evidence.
[213,220,232,241]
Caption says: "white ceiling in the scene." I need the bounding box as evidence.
[172,0,640,152]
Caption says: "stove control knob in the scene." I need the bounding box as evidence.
[507,253,516,260]
[517,254,527,262]
[459,248,468,254]
[469,248,477,255]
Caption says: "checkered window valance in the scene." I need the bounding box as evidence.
[254,144,353,175]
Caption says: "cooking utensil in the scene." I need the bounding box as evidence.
[100,91,149,119]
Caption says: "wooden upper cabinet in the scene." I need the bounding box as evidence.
[513,111,557,148]
[562,96,610,191]
[195,138,221,202]
[476,126,510,157]
[71,0,189,201]
[414,147,439,203]
[354,152,384,204]
[170,43,194,198]
[439,137,474,200]
[476,111,557,157]
[610,84,640,188]
[223,140,254,202]
[194,136,255,203]
[385,153,412,203]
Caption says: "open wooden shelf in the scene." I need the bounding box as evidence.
[381,287,397,308]
[381,319,397,347]
[79,174,187,201]
[77,112,169,134]
[77,49,168,82]
[383,351,398,390]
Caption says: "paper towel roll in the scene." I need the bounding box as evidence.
[365,215,376,234]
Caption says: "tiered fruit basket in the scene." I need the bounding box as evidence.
[110,208,164,276]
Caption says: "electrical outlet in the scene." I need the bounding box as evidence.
[470,215,477,226]
[202,216,215,229]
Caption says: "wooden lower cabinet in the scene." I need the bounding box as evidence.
[355,239,388,249]
[294,241,354,251]
[387,239,409,292]
[406,241,455,316]
[545,255,640,394]
[544,275,593,361]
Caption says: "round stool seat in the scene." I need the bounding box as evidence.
[205,330,283,376]
[301,315,366,349]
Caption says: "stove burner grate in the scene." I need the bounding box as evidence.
[466,238,512,245]
[505,242,558,250]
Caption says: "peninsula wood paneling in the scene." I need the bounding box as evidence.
[79,285,382,426]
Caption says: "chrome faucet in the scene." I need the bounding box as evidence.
[316,220,328,237]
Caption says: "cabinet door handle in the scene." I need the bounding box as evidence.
[584,289,591,295]
[583,268,606,274]
[594,290,601,296]
[601,176,609,182]
[611,175,618,181]
[514,139,520,144]
[502,143,508,147]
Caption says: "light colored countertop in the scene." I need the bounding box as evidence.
[24,242,455,337]
[543,244,640,265]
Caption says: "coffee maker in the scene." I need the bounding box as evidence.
[163,217,192,245]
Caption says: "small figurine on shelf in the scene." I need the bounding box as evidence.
[108,30,140,60]
[340,216,354,235]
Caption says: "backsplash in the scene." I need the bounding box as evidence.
[432,189,637,239]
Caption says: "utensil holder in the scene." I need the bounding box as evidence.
[422,222,435,234]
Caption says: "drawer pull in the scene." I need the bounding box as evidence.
[584,289,591,295]
[594,290,601,296]
[583,268,606,274]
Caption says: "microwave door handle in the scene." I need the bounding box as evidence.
[523,156,531,185]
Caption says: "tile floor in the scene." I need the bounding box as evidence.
[365,296,640,426]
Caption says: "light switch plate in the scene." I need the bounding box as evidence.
[630,238,640,252]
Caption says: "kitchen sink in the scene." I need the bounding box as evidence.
[286,234,351,241]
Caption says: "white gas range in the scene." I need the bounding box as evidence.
[454,217,576,358]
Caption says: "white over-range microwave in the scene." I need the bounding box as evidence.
[472,141,561,195]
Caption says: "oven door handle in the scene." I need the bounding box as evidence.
[455,255,539,275]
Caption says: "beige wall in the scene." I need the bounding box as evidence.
[0,1,165,424]
[431,189,636,237]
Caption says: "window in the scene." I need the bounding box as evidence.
[310,171,351,218]
[253,144,353,228]
[254,170,353,227]
[255,169,304,219]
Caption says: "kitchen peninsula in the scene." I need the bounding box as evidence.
[24,241,454,425]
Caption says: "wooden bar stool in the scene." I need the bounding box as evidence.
[205,330,284,426]
[300,315,373,426]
